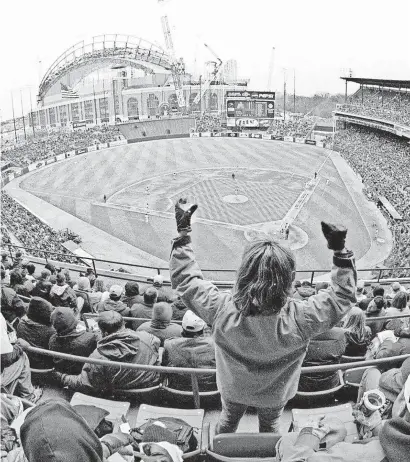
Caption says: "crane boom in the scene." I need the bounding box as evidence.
[192,43,223,106]
[158,0,185,108]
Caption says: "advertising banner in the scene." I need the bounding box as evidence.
[87,145,97,152]
[213,132,221,137]
[252,134,262,139]
[201,132,212,137]
[109,139,127,147]
[239,133,250,138]
[190,133,200,137]
[225,91,275,100]
[76,148,88,155]
[56,154,65,161]
[72,121,87,129]
[295,137,305,144]
[284,136,294,142]
[262,134,272,140]
[98,143,109,149]
[273,135,284,141]
[66,151,75,158]
[316,142,324,148]
[305,140,317,146]
[228,132,238,137]
[22,167,29,175]
[45,158,55,165]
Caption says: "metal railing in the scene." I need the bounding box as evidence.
[25,345,410,409]
[4,243,410,287]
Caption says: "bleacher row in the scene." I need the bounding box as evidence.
[118,117,196,141]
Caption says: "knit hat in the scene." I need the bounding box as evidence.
[77,277,91,291]
[152,303,172,322]
[125,281,139,296]
[109,285,123,297]
[51,307,77,334]
[27,297,54,325]
[153,275,164,287]
[391,282,401,292]
[182,310,206,332]
[301,280,311,287]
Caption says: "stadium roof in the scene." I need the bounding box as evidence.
[340,77,410,89]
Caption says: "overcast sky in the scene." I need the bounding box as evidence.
[1,0,409,120]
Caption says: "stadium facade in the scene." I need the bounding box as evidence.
[29,34,249,129]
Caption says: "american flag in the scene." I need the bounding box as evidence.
[60,83,79,99]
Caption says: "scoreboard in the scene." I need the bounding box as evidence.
[226,90,275,128]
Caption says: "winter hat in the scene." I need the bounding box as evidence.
[56,273,66,286]
[125,281,139,296]
[109,285,123,297]
[153,275,164,287]
[391,282,401,293]
[51,307,77,334]
[77,277,91,291]
[301,280,311,287]
[152,303,172,322]
[182,310,206,332]
[372,285,385,297]
[27,297,54,325]
[358,298,371,311]
[357,280,365,292]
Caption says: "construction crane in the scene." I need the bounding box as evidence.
[158,0,186,109]
[192,43,223,106]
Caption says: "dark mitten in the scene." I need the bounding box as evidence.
[100,432,134,455]
[321,222,347,251]
[175,198,198,233]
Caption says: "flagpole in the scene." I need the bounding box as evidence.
[29,88,35,137]
[20,89,27,140]
[92,78,98,125]
[102,79,107,122]
[11,92,17,143]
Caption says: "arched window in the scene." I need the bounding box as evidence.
[189,93,200,112]
[168,93,179,112]
[210,93,218,111]
[147,94,159,117]
[127,98,139,118]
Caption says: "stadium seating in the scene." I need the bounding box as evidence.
[118,117,195,140]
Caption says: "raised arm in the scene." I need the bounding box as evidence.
[169,199,230,326]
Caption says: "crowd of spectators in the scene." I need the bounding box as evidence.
[1,125,122,167]
[267,117,316,137]
[1,203,410,461]
[195,114,222,132]
[339,87,410,127]
[334,124,410,277]
[0,192,80,263]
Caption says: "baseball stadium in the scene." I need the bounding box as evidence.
[1,10,410,462]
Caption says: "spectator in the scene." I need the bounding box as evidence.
[56,310,161,392]
[49,273,78,311]
[16,297,56,369]
[1,314,42,403]
[12,251,24,269]
[385,292,410,334]
[170,296,189,321]
[1,269,26,323]
[342,306,372,357]
[152,274,176,303]
[137,302,182,346]
[44,263,56,275]
[21,263,35,294]
[366,296,387,338]
[356,280,367,302]
[97,284,130,316]
[386,281,406,301]
[9,269,30,298]
[24,263,37,282]
[92,278,109,304]
[122,281,141,308]
[298,327,346,392]
[73,276,93,313]
[1,251,11,270]
[49,307,99,374]
[315,281,329,294]
[85,267,96,288]
[170,202,356,434]
[130,287,158,328]
[163,310,216,391]
[31,269,52,300]
[17,400,133,462]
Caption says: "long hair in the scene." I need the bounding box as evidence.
[343,306,367,344]
[233,239,296,316]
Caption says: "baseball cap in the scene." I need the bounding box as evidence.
[109,285,123,297]
[182,310,206,332]
[392,282,401,292]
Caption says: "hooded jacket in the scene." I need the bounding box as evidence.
[20,400,104,462]
[49,283,77,309]
[97,298,131,317]
[60,329,161,392]
[16,298,55,369]
[292,285,316,301]
[49,308,99,374]
[379,417,410,462]
[31,279,52,300]
[170,236,356,408]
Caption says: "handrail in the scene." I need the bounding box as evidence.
[4,243,410,285]
[83,313,183,325]
[25,346,410,376]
